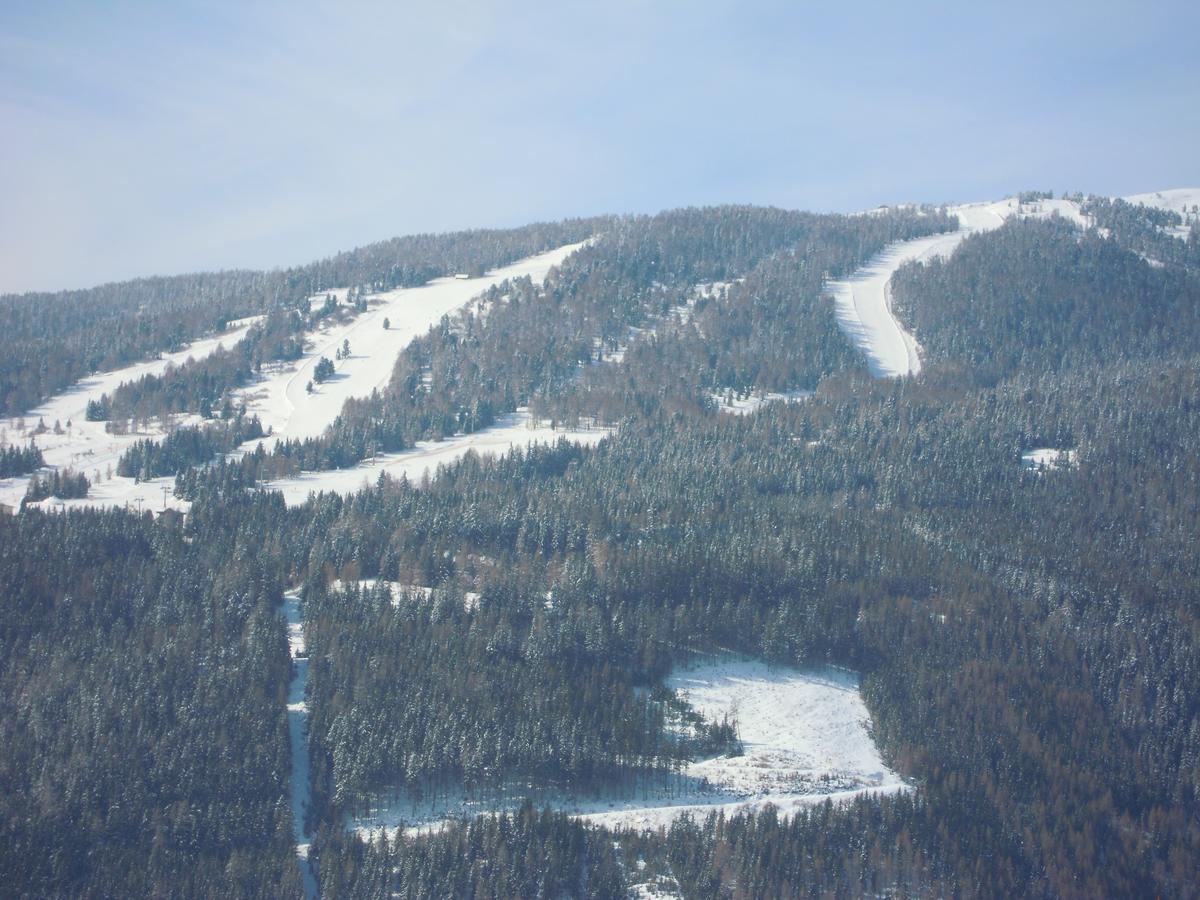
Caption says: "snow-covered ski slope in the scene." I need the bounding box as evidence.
[828,195,1117,379]
[263,407,609,506]
[238,241,588,449]
[0,319,261,512]
[232,240,613,504]
[349,654,904,837]
[830,189,1197,381]
[829,200,1016,378]
[1,242,588,512]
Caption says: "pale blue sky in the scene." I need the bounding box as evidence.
[2,0,1197,293]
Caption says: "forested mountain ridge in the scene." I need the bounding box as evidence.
[2,191,1199,898]
[892,216,1200,383]
[0,218,605,418]
[235,204,955,475]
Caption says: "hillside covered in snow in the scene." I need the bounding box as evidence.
[3,188,1199,899]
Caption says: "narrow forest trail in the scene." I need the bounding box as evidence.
[283,590,318,899]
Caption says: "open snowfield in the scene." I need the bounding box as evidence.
[235,242,588,450]
[1124,188,1200,239]
[0,319,260,512]
[348,654,904,838]
[1124,188,1200,216]
[580,656,905,831]
[260,407,610,506]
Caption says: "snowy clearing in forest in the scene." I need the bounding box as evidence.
[1022,448,1078,472]
[260,407,609,506]
[709,389,813,416]
[235,242,588,451]
[331,579,482,610]
[0,319,260,513]
[348,654,904,838]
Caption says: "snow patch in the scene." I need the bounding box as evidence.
[1021,448,1078,471]
[710,389,813,416]
[332,579,481,611]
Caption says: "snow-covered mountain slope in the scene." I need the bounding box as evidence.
[237,241,588,450]
[829,200,1015,378]
[1124,188,1200,216]
[0,318,261,512]
[1124,188,1200,239]
[829,193,1112,379]
[1,243,588,512]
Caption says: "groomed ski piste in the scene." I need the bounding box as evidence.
[0,318,262,513]
[234,242,589,449]
[830,190,1198,382]
[347,652,905,838]
[0,242,605,512]
[828,195,1119,379]
[829,200,1016,378]
[236,240,617,505]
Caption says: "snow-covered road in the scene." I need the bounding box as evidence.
[283,591,318,899]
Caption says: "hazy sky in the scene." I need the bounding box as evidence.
[2,0,1197,293]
